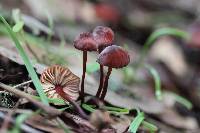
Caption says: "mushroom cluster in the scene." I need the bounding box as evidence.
[74,26,130,102]
[40,26,129,110]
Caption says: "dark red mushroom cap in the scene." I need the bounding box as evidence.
[93,26,114,48]
[74,32,97,51]
[97,45,130,68]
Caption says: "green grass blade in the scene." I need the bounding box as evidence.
[31,95,66,105]
[103,106,129,113]
[142,121,158,132]
[164,91,193,109]
[11,110,41,133]
[56,118,71,133]
[128,111,145,133]
[145,64,162,100]
[82,104,96,112]
[173,93,193,109]
[82,104,129,115]
[0,15,49,105]
[11,113,31,133]
[12,21,24,33]
[139,28,189,64]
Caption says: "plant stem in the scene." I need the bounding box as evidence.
[96,47,104,98]
[96,65,104,97]
[0,82,61,117]
[0,16,49,105]
[80,51,87,103]
[68,99,89,120]
[137,28,189,67]
[13,80,32,88]
[100,67,112,100]
[55,86,89,120]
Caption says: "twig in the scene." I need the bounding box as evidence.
[0,82,61,117]
[0,100,21,132]
[13,80,32,88]
[0,107,32,114]
[0,112,42,133]
[55,117,71,133]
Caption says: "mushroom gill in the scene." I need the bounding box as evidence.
[40,65,80,104]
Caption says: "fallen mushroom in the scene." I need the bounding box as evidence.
[97,45,130,100]
[40,65,88,119]
[93,26,114,98]
[74,32,97,103]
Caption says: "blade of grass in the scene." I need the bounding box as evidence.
[46,11,54,41]
[102,106,129,114]
[56,118,71,133]
[164,91,193,109]
[82,104,129,116]
[11,113,31,133]
[139,28,189,65]
[128,111,145,133]
[31,95,66,105]
[82,104,96,112]
[12,21,24,33]
[10,110,41,133]
[142,121,158,132]
[0,15,49,105]
[144,64,162,100]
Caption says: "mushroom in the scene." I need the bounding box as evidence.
[97,45,130,100]
[74,32,97,103]
[40,65,88,119]
[92,26,114,98]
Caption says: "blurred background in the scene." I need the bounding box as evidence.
[1,0,200,132]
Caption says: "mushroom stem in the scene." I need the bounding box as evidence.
[96,48,104,98]
[100,67,112,100]
[55,86,89,120]
[66,97,89,120]
[96,65,104,97]
[80,51,87,103]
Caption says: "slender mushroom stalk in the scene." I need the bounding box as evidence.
[74,32,97,103]
[96,47,105,97]
[97,45,130,100]
[55,86,88,120]
[93,26,114,98]
[80,51,87,103]
[100,67,112,100]
[96,63,104,97]
[40,65,88,119]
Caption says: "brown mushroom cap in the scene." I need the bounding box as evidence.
[40,65,80,104]
[97,45,130,68]
[93,26,114,47]
[74,32,97,51]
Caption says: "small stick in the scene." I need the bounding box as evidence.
[13,80,32,88]
[0,82,61,117]
[0,111,41,133]
[0,100,21,132]
[0,107,32,114]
